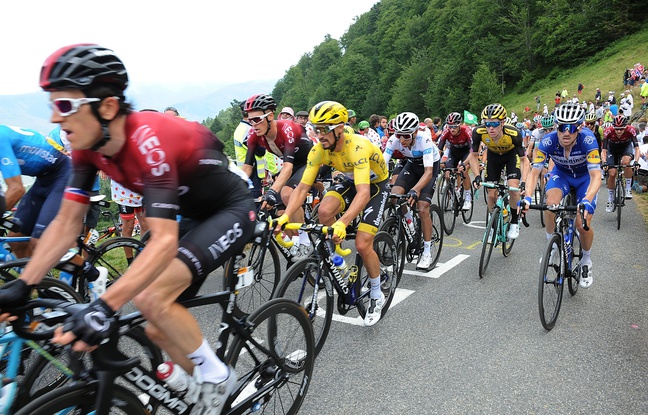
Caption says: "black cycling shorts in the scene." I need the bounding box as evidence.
[393,160,440,204]
[326,178,389,235]
[485,151,522,182]
[445,147,471,169]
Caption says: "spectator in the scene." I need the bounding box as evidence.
[595,88,602,105]
[278,107,294,121]
[578,82,584,96]
[555,92,561,106]
[641,78,648,106]
[424,117,434,131]
[561,87,568,102]
[376,116,388,138]
[432,117,442,133]
[543,104,549,115]
[624,68,631,89]
[295,110,316,143]
[163,106,179,116]
[535,96,541,111]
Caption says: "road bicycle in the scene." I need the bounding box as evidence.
[604,163,633,230]
[478,182,519,278]
[522,191,588,330]
[9,274,315,414]
[533,172,547,228]
[379,193,443,272]
[440,167,474,235]
[272,222,401,356]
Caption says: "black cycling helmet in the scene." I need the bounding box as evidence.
[445,112,463,126]
[613,114,628,128]
[243,94,277,113]
[40,44,128,92]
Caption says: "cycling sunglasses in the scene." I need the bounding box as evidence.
[314,123,343,135]
[484,121,501,128]
[556,123,580,134]
[396,132,414,140]
[50,97,101,117]
[248,112,272,125]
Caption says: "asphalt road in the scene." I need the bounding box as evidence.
[186,185,648,415]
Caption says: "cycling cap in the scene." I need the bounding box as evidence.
[40,44,128,92]
[584,112,597,122]
[445,112,462,126]
[394,112,419,134]
[295,110,309,117]
[244,94,277,112]
[309,101,348,125]
[481,103,507,120]
[554,103,585,124]
[613,114,628,128]
[358,120,370,129]
[540,115,555,128]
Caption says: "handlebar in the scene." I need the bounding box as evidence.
[520,203,589,231]
[271,221,353,257]
[481,181,520,192]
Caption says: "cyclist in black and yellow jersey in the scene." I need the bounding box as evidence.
[275,101,390,327]
[467,103,530,239]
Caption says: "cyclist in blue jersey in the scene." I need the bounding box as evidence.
[521,103,602,289]
[0,124,70,257]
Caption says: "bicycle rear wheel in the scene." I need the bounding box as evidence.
[616,179,624,230]
[88,236,145,284]
[358,231,400,320]
[378,216,406,274]
[478,207,499,278]
[428,204,444,269]
[226,298,315,415]
[538,234,564,331]
[461,186,474,224]
[272,257,333,357]
[223,240,280,316]
[534,181,545,227]
[15,382,148,415]
[567,230,582,296]
[441,185,456,235]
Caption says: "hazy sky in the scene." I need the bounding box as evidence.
[2,0,379,95]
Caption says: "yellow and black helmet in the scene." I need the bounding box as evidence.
[481,103,507,121]
[309,101,348,125]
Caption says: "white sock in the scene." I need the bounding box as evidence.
[370,277,381,299]
[423,240,432,255]
[626,178,632,191]
[608,189,614,202]
[188,338,229,383]
[299,230,311,246]
[546,232,552,241]
[291,235,300,247]
[464,190,471,201]
[582,249,592,266]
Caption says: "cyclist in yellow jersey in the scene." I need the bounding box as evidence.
[467,103,529,239]
[275,101,390,327]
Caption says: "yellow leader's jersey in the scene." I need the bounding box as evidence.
[471,124,525,156]
[301,133,389,185]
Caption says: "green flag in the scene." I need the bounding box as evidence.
[464,110,478,125]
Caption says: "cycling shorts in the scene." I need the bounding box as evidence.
[14,156,70,238]
[445,147,471,169]
[284,163,308,189]
[326,177,389,235]
[393,160,440,204]
[545,169,598,210]
[485,151,521,182]
[118,204,144,221]
[605,142,634,164]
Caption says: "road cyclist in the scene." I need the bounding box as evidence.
[274,100,391,327]
[521,102,602,289]
[382,111,441,270]
[601,114,640,212]
[436,112,474,212]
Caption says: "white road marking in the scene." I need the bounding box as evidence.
[402,254,470,278]
[331,288,414,326]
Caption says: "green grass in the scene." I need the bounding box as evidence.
[501,28,648,117]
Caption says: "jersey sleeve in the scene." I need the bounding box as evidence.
[532,135,551,169]
[244,133,259,166]
[280,122,298,164]
[421,136,437,167]
[0,139,21,179]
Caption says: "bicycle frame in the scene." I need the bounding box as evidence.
[482,182,518,244]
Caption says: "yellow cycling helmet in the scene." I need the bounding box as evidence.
[309,101,348,125]
[481,103,507,120]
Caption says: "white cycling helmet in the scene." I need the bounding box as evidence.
[554,103,585,124]
[394,112,419,134]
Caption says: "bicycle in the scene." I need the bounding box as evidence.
[478,182,519,278]
[379,193,443,272]
[272,222,401,356]
[522,191,588,330]
[533,171,548,228]
[9,276,315,414]
[604,163,632,230]
[440,167,474,235]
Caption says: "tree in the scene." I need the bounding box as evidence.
[469,63,504,114]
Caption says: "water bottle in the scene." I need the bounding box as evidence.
[404,210,416,234]
[156,362,191,396]
[332,255,350,283]
[502,206,509,222]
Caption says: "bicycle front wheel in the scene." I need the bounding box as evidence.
[461,186,474,224]
[534,181,545,227]
[223,240,281,316]
[358,231,400,321]
[567,230,582,296]
[538,234,564,331]
[502,215,515,257]
[378,216,406,274]
[441,185,456,235]
[616,179,624,230]
[428,204,444,269]
[226,298,315,415]
[272,257,333,357]
[478,207,499,278]
[88,236,145,284]
[15,382,148,415]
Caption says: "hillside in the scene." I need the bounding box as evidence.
[501,28,648,118]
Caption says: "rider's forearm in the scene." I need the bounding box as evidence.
[271,162,293,192]
[585,170,602,201]
[282,182,310,219]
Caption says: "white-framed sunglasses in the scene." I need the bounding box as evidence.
[49,97,101,117]
[314,123,343,135]
[248,112,272,125]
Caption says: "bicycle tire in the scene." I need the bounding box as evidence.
[538,234,564,330]
[225,298,315,415]
[378,216,406,275]
[502,212,515,257]
[461,186,474,224]
[15,382,148,415]
[534,181,545,227]
[616,178,624,230]
[88,236,145,285]
[441,185,456,235]
[272,257,333,357]
[358,231,400,321]
[479,207,499,278]
[436,175,447,206]
[0,258,84,304]
[16,325,163,412]
[567,230,582,296]
[223,239,281,316]
[428,204,445,270]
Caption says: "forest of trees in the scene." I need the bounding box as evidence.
[207,0,648,157]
